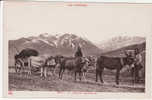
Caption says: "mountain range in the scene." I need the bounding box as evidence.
[96,36,145,53]
[9,33,145,66]
[9,33,101,66]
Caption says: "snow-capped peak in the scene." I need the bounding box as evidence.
[20,33,96,50]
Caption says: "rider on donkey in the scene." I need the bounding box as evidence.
[74,44,83,57]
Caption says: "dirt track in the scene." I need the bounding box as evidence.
[9,69,145,92]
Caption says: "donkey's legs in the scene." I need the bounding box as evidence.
[116,69,120,85]
[27,59,31,75]
[96,70,99,82]
[75,71,77,81]
[79,72,82,81]
[15,64,21,73]
[44,67,47,78]
[82,72,86,81]
[27,66,31,75]
[99,68,104,83]
[60,68,65,80]
[21,66,25,75]
[15,63,18,73]
[131,67,136,84]
[20,61,24,74]
[59,68,62,79]
[53,66,56,76]
[40,67,43,77]
[17,67,21,73]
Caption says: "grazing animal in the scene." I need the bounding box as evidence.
[96,54,134,85]
[58,56,89,81]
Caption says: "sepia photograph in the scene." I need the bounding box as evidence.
[2,1,152,98]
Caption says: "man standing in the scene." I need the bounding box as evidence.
[132,48,143,83]
[74,45,83,57]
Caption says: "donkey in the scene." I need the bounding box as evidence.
[58,56,89,81]
[96,53,135,85]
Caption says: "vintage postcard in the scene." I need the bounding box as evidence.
[2,0,152,98]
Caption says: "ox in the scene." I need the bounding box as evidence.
[58,56,89,81]
[96,54,134,85]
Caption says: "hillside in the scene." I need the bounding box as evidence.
[96,36,145,53]
[102,42,145,57]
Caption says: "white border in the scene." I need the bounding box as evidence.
[2,1,152,98]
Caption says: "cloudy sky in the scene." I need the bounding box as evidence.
[4,1,152,43]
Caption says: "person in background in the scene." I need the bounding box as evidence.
[132,48,143,83]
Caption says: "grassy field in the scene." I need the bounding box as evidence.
[9,67,145,92]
